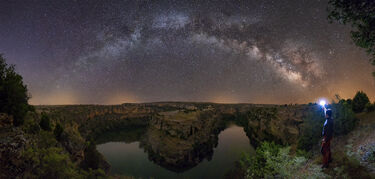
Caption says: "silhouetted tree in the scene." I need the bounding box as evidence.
[352,91,370,113]
[0,55,30,126]
[365,102,375,112]
[39,112,52,131]
[54,123,64,141]
[328,0,375,76]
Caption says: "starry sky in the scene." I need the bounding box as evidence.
[0,0,374,105]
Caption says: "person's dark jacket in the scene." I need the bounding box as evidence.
[322,117,334,140]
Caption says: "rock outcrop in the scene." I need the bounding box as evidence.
[242,105,312,146]
[140,110,225,172]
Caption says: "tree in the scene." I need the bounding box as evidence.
[53,123,64,141]
[352,91,370,113]
[39,112,52,131]
[328,0,375,76]
[0,55,30,126]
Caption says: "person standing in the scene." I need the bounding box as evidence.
[321,108,333,168]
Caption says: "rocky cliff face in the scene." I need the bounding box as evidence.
[240,105,311,146]
[140,110,225,172]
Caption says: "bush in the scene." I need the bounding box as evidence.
[352,91,370,113]
[54,123,64,141]
[332,101,356,135]
[39,147,81,178]
[23,146,84,178]
[39,112,52,131]
[22,114,40,134]
[297,106,325,151]
[240,141,327,178]
[0,55,30,126]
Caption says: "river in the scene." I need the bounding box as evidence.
[97,124,254,178]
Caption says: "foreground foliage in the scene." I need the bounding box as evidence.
[240,141,327,179]
[331,100,356,135]
[39,112,51,131]
[21,114,107,178]
[297,105,325,151]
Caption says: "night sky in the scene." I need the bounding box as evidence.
[0,0,374,105]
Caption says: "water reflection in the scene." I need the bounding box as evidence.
[96,124,254,178]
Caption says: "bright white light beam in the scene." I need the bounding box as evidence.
[319,100,326,107]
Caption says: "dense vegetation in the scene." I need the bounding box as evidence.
[39,112,52,131]
[21,113,107,178]
[0,55,31,126]
[352,91,370,113]
[297,105,326,151]
[240,141,327,178]
[53,123,64,141]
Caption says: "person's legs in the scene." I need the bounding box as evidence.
[327,139,332,163]
[322,137,330,168]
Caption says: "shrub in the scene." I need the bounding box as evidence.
[54,123,64,141]
[297,106,325,151]
[0,55,30,126]
[23,147,84,178]
[39,147,81,178]
[22,114,40,134]
[352,91,370,113]
[331,101,356,135]
[39,112,52,131]
[240,141,327,178]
